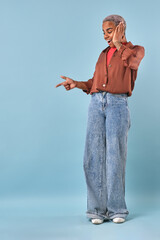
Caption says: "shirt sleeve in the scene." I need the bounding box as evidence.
[81,51,103,94]
[81,77,94,94]
[118,45,145,70]
[81,61,98,94]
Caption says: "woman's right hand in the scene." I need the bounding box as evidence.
[55,75,77,91]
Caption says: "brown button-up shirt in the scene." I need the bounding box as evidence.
[81,41,145,97]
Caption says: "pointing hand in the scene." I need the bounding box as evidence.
[55,75,77,91]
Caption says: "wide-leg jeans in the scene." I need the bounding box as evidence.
[83,91,131,220]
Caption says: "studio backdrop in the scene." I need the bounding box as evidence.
[0,0,159,202]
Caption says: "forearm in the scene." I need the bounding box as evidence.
[113,41,122,50]
[74,81,89,91]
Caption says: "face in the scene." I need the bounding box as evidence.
[102,21,117,48]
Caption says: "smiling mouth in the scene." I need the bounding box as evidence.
[107,39,112,44]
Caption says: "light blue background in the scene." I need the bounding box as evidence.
[0,0,159,197]
[0,0,160,239]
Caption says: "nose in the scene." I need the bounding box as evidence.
[104,32,109,39]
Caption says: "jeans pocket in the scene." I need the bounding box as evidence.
[109,93,128,105]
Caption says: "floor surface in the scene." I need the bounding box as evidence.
[0,193,159,240]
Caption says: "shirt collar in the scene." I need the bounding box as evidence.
[102,41,134,53]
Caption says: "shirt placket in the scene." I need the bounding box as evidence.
[106,51,117,85]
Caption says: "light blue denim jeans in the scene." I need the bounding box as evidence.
[83,91,131,221]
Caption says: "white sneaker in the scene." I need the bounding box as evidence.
[113,217,125,223]
[91,218,104,224]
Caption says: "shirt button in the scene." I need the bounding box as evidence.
[109,64,111,67]
[102,84,106,87]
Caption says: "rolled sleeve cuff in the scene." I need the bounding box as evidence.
[82,89,90,94]
[81,79,93,95]
[118,45,136,60]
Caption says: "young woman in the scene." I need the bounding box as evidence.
[55,14,145,224]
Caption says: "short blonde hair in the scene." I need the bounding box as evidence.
[103,14,126,33]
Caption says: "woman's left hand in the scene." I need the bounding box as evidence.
[112,22,125,44]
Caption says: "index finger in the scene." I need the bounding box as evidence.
[60,75,67,80]
[117,21,123,27]
[55,82,64,88]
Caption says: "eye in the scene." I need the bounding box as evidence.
[102,31,112,35]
